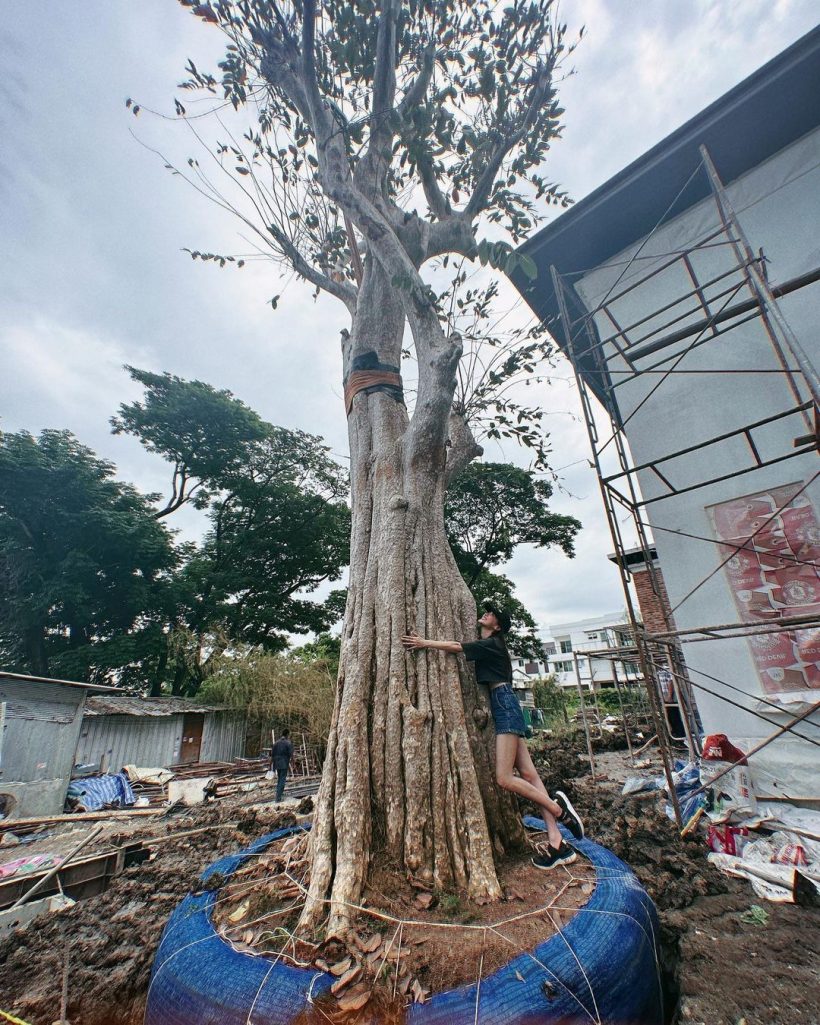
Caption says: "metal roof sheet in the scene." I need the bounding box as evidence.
[0,670,119,694]
[83,695,235,717]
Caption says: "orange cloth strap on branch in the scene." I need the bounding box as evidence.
[343,353,404,415]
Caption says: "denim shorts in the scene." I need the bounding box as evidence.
[489,684,527,737]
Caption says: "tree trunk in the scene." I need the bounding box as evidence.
[25,625,49,677]
[299,265,524,937]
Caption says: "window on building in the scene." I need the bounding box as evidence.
[542,642,556,656]
[586,632,598,640]
[559,639,572,654]
[555,660,574,674]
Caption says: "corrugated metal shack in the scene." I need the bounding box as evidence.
[0,671,118,819]
[75,696,246,772]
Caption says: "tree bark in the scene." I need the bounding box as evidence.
[25,626,49,677]
[299,264,524,937]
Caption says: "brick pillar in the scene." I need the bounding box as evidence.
[631,562,675,635]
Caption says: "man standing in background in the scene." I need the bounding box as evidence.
[271,729,294,802]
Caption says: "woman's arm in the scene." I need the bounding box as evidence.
[401,632,463,653]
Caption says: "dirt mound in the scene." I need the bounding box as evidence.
[211,828,596,1013]
[0,808,297,1025]
[571,776,820,1025]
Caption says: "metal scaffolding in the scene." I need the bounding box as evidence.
[550,145,820,826]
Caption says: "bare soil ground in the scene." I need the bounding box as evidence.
[531,733,820,1025]
[1,728,817,1025]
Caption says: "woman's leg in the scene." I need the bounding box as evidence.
[495,733,563,848]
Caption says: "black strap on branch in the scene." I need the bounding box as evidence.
[343,351,405,415]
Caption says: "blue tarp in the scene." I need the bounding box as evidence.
[145,822,664,1025]
[65,772,136,812]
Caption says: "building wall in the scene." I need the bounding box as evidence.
[75,711,246,772]
[539,614,641,690]
[0,679,87,818]
[574,128,820,790]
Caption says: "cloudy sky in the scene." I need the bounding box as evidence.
[1,1,817,636]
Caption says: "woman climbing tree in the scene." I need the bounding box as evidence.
[402,604,585,870]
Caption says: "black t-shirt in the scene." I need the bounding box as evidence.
[461,635,512,685]
[271,738,293,762]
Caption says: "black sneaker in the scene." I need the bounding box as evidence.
[532,842,577,871]
[555,790,584,840]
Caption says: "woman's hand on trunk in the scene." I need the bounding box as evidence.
[401,632,427,650]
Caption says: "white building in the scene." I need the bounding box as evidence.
[541,613,641,691]
[513,29,820,795]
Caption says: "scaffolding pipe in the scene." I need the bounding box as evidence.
[552,263,684,827]
[700,145,820,412]
[572,652,598,781]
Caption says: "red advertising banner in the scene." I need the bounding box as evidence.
[707,483,820,695]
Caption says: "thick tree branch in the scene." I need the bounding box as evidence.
[464,66,554,219]
[268,223,358,312]
[397,42,436,119]
[368,0,400,159]
[445,411,483,487]
[417,152,450,221]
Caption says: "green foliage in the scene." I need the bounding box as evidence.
[291,632,341,678]
[141,1,580,471]
[111,366,270,517]
[0,372,351,692]
[446,462,580,583]
[174,0,573,238]
[201,650,336,743]
[0,430,178,683]
[532,674,568,724]
[113,369,351,684]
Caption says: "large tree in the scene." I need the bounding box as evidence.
[0,430,177,682]
[113,369,350,693]
[162,0,573,935]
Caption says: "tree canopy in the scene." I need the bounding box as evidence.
[0,430,178,682]
[0,373,350,691]
[445,461,580,654]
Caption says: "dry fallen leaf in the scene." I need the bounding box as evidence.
[411,980,429,1004]
[398,976,412,995]
[359,933,382,953]
[331,966,363,995]
[329,957,354,977]
[413,892,434,910]
[228,899,250,923]
[314,958,331,972]
[515,970,525,983]
[581,882,594,895]
[336,985,370,1013]
[243,928,254,944]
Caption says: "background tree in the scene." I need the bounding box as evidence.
[445,461,580,655]
[114,370,351,694]
[156,0,575,934]
[202,648,337,748]
[0,430,177,683]
[111,366,271,517]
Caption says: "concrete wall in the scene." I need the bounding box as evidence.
[572,128,820,792]
[0,679,87,818]
[74,711,246,772]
